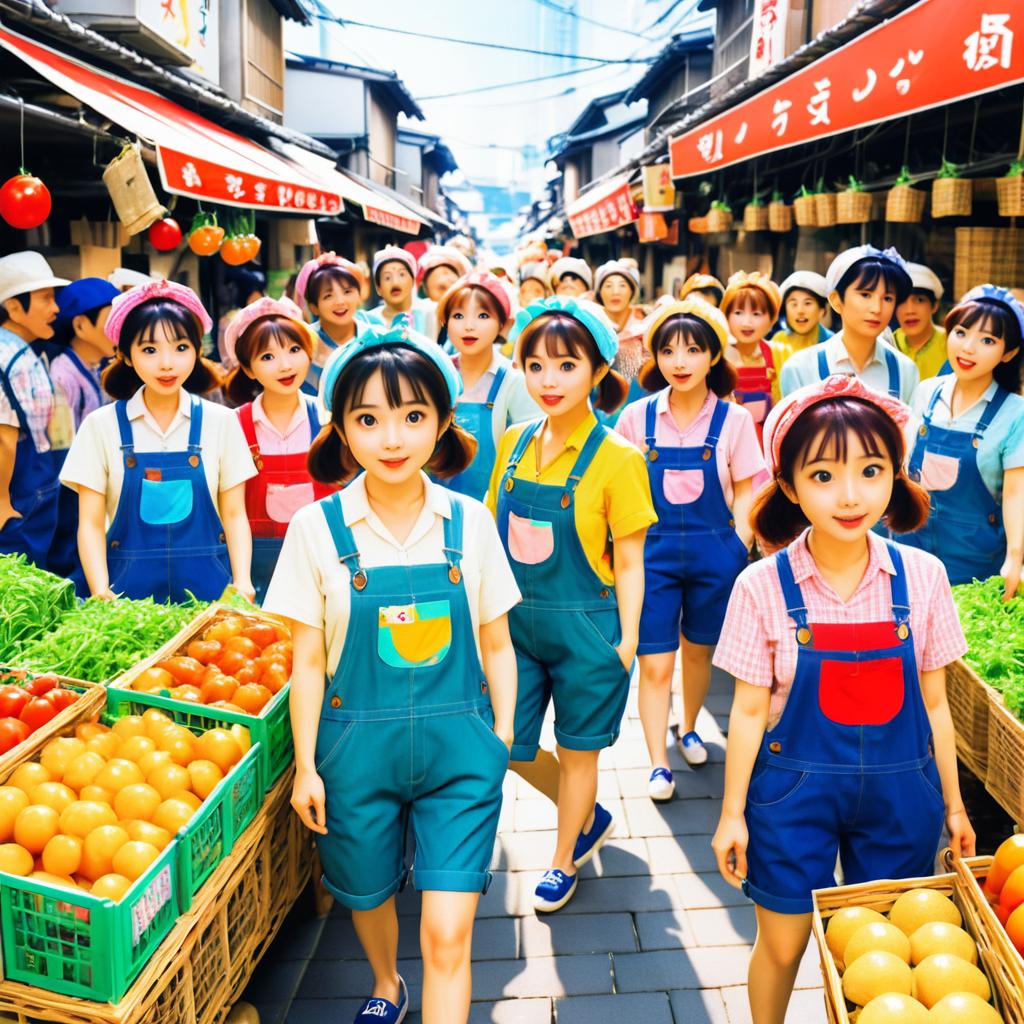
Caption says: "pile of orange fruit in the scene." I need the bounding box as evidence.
[984,834,1024,956]
[0,710,250,902]
[127,615,291,717]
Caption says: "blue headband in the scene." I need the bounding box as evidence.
[320,316,463,413]
[960,284,1024,343]
[506,296,619,365]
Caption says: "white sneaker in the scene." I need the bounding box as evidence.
[648,767,675,801]
[678,731,708,766]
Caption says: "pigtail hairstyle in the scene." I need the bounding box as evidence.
[517,312,628,414]
[224,315,314,406]
[102,299,217,400]
[751,397,930,549]
[944,297,1023,394]
[308,343,477,486]
[638,314,738,397]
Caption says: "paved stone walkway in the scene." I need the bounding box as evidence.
[248,666,828,1023]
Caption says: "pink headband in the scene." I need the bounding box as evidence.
[222,295,308,367]
[417,246,471,285]
[762,374,910,472]
[436,271,512,325]
[105,280,212,348]
[295,253,365,310]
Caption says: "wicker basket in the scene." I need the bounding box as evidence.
[706,207,734,233]
[101,143,167,236]
[951,853,1024,1024]
[985,691,1024,825]
[793,195,818,226]
[768,201,793,232]
[946,658,994,780]
[743,204,769,231]
[836,190,872,224]
[886,184,926,222]
[954,227,1023,300]
[688,215,709,234]
[814,192,837,227]
[812,856,1022,1024]
[997,176,1024,216]
[932,177,972,218]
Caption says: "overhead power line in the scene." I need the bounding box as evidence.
[417,65,608,102]
[527,0,656,40]
[311,13,654,63]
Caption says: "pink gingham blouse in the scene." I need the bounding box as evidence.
[713,528,967,728]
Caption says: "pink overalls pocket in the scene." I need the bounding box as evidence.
[818,657,904,725]
[662,469,704,505]
[266,482,316,524]
[507,512,554,565]
[919,451,960,492]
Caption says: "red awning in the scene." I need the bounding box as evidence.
[566,174,638,238]
[669,0,1024,179]
[0,22,342,215]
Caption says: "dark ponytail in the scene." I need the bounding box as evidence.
[224,367,259,406]
[593,368,629,413]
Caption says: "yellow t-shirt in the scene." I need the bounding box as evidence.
[893,326,948,381]
[769,329,823,403]
[486,412,656,586]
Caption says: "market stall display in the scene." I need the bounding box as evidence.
[0,556,78,664]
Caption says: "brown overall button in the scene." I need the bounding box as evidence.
[448,566,462,585]
[110,540,120,549]
[329,696,341,709]
[599,588,610,599]
[648,448,659,462]
[480,682,488,694]
[560,492,571,508]
[769,741,782,753]
[796,626,812,645]
[504,478,514,492]
[897,623,909,640]
[188,455,200,468]
[125,455,137,468]
[351,569,368,591]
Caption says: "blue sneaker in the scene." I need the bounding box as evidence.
[534,868,578,912]
[678,730,708,766]
[648,767,675,802]
[572,802,614,868]
[354,976,408,1023]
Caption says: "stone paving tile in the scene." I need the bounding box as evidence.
[555,991,674,1023]
[721,984,827,1023]
[634,909,698,950]
[686,905,758,946]
[645,835,719,874]
[470,954,614,1000]
[519,912,637,957]
[613,946,751,992]
[468,999,553,1023]
[668,988,731,1023]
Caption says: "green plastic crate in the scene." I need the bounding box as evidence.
[105,683,292,792]
[0,836,178,1002]
[103,693,264,911]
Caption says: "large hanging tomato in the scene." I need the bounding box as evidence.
[219,236,250,266]
[189,224,224,256]
[239,234,261,261]
[0,173,51,230]
[148,217,183,252]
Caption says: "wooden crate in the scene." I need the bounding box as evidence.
[985,693,1024,825]
[945,658,995,780]
[0,769,314,1024]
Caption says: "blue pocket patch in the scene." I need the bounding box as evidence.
[140,478,193,526]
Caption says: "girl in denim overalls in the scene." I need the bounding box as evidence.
[711,375,975,1024]
[270,325,518,1024]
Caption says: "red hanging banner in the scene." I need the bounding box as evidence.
[669,0,1024,179]
[567,175,638,238]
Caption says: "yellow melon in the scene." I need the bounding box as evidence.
[912,954,990,1009]
[857,993,928,1024]
[826,906,889,962]
[889,889,961,936]
[908,922,977,966]
[928,992,1002,1023]
[844,922,912,967]
[842,950,913,1006]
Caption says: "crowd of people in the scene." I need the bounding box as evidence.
[0,238,1021,1024]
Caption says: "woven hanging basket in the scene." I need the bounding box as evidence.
[767,201,793,232]
[102,143,167,236]
[835,190,872,223]
[932,177,972,218]
[743,204,769,231]
[793,195,818,227]
[954,226,1022,299]
[996,175,1024,216]
[885,184,926,222]
[814,192,837,227]
[706,207,733,233]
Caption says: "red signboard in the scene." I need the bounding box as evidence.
[567,176,638,238]
[670,0,1024,178]
[362,205,424,235]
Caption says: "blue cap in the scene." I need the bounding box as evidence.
[321,315,462,414]
[56,278,120,324]
[507,295,619,366]
[960,284,1024,343]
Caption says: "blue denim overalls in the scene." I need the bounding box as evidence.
[818,345,900,397]
[900,385,1010,585]
[445,365,507,500]
[639,393,749,653]
[743,542,944,914]
[496,420,631,761]
[105,396,231,602]
[315,490,508,909]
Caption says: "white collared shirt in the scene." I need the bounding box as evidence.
[456,349,541,448]
[250,393,316,455]
[60,387,257,522]
[263,471,521,673]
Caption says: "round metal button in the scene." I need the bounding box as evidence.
[599,588,610,599]
[188,455,200,468]
[702,448,712,461]
[125,455,137,469]
[769,741,782,753]
[351,569,368,591]
[918,425,927,437]
[796,626,812,645]
[329,696,342,709]
[448,566,462,585]
[973,436,980,449]
[896,623,909,640]
[110,539,120,549]
[560,493,571,509]
[648,448,659,462]
[504,478,514,492]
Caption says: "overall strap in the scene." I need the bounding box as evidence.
[883,346,900,398]
[317,323,338,350]
[774,549,811,640]
[975,386,1010,437]
[304,395,322,437]
[187,395,203,453]
[759,340,774,368]
[65,349,103,407]
[485,366,507,408]
[506,419,543,473]
[565,423,608,498]
[115,400,135,460]
[321,492,362,577]
[816,346,830,380]
[237,403,261,468]
[703,398,730,459]
[442,492,465,578]
[0,346,31,433]
[643,394,659,453]
[886,542,911,631]
[924,384,944,423]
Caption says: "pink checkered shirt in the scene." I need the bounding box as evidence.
[713,528,967,728]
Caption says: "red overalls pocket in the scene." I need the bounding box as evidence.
[818,657,904,725]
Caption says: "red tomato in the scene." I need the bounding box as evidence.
[217,650,250,677]
[188,224,224,256]
[24,674,58,697]
[19,698,58,731]
[0,685,29,719]
[148,217,183,252]
[156,657,205,688]
[0,717,30,753]
[186,640,223,665]
[225,636,259,660]
[219,237,250,266]
[43,688,78,713]
[233,664,260,687]
[241,624,277,649]
[0,174,51,229]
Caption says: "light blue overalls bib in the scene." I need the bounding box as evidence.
[818,345,900,397]
[445,366,507,500]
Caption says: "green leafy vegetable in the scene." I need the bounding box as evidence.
[0,554,77,662]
